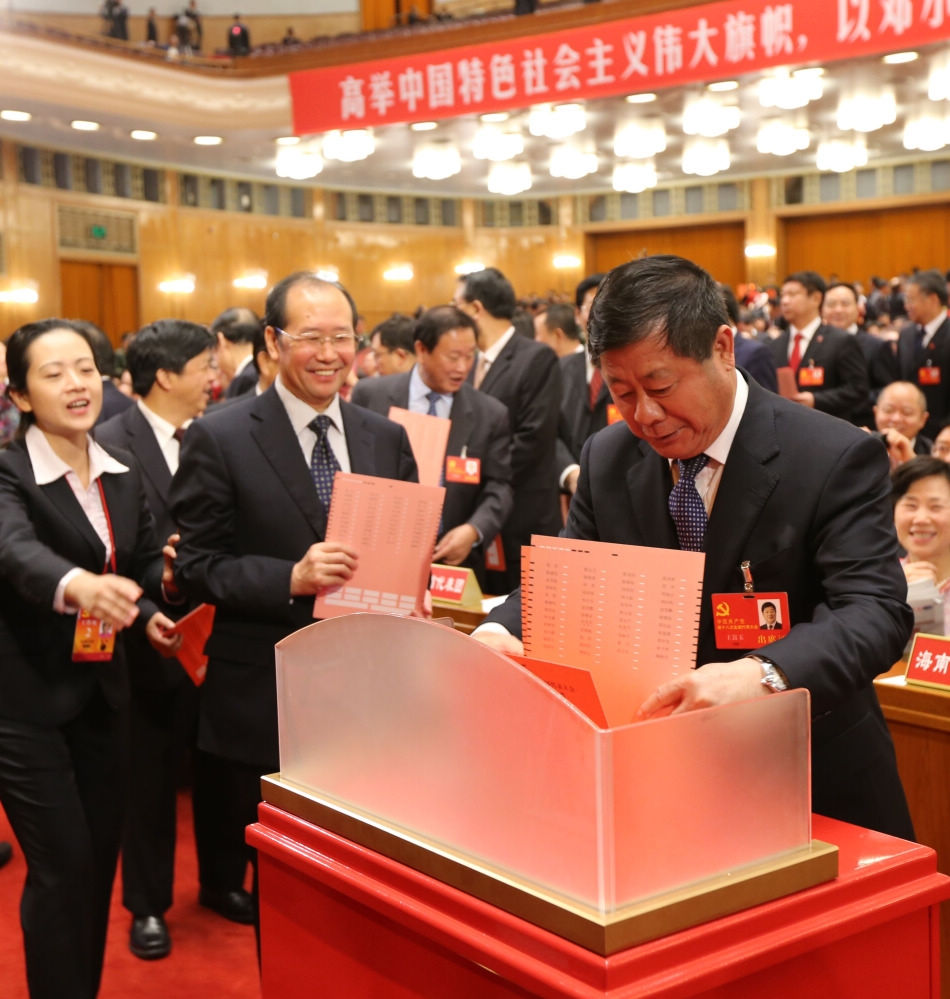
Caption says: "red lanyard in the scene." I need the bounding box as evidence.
[95,478,118,574]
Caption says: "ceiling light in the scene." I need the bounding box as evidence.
[275,136,300,146]
[553,254,582,269]
[233,270,268,290]
[707,80,739,92]
[194,135,222,146]
[275,144,323,180]
[454,261,485,275]
[612,160,657,193]
[836,87,896,132]
[0,281,38,304]
[528,103,586,140]
[0,109,31,122]
[929,51,950,101]
[625,93,657,104]
[756,119,810,156]
[903,110,950,152]
[383,265,413,282]
[745,243,777,258]
[486,161,532,196]
[472,125,524,161]
[314,268,339,282]
[883,51,918,64]
[682,96,739,137]
[322,129,375,162]
[71,120,100,131]
[682,137,730,176]
[130,129,157,141]
[412,141,461,180]
[816,136,868,172]
[410,121,438,131]
[614,119,667,159]
[549,145,598,180]
[480,112,509,123]
[158,274,196,294]
[759,67,824,110]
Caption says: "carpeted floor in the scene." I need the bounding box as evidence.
[0,791,261,998]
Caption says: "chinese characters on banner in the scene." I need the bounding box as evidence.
[290,0,950,135]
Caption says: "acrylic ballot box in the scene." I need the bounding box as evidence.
[260,614,836,954]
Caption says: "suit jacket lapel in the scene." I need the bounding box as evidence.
[43,476,107,567]
[249,389,328,537]
[127,407,172,505]
[446,387,475,454]
[341,400,377,476]
[627,440,678,549]
[479,335,517,394]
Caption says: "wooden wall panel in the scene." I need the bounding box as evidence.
[0,184,60,337]
[588,223,747,289]
[781,204,950,284]
[60,260,139,342]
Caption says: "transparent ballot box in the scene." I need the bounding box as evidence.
[268,614,835,954]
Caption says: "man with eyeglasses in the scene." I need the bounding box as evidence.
[169,272,417,933]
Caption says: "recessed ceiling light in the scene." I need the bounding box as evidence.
[410,121,438,131]
[0,109,31,122]
[625,92,657,104]
[275,135,300,145]
[194,135,222,146]
[71,120,100,131]
[480,112,509,123]
[131,129,157,141]
[883,51,918,64]
[707,80,739,92]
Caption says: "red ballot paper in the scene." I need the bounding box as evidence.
[313,472,445,619]
[508,653,609,728]
[386,406,451,488]
[168,603,215,686]
[776,366,798,398]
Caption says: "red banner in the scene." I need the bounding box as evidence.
[290,0,950,134]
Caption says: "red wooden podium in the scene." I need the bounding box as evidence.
[250,803,950,999]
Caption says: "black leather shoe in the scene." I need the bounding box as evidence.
[129,915,171,960]
[0,841,11,869]
[198,887,255,924]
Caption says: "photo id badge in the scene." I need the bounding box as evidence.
[606,404,623,425]
[445,455,481,484]
[72,610,116,662]
[798,366,825,387]
[920,365,941,385]
[711,592,791,649]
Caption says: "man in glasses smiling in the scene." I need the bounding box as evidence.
[169,272,417,931]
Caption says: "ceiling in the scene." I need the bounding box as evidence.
[0,26,948,198]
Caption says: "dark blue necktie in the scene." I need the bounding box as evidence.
[669,454,709,552]
[426,390,441,417]
[309,414,340,510]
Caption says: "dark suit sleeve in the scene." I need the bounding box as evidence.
[758,433,911,714]
[739,344,778,394]
[509,346,561,484]
[465,407,513,543]
[169,419,301,618]
[810,334,868,420]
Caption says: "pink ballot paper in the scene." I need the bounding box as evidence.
[520,535,704,727]
[313,472,445,620]
[168,602,215,686]
[386,406,451,488]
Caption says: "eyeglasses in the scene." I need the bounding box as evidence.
[274,328,356,350]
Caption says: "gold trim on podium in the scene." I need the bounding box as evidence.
[261,773,838,956]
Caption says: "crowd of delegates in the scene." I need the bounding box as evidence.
[0,257,948,996]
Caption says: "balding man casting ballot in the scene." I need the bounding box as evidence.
[478,254,913,840]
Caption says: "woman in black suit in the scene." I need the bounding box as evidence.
[0,319,179,999]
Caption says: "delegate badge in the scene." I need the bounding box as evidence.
[798,366,825,387]
[711,592,791,649]
[920,365,941,385]
[445,455,481,484]
[72,609,116,662]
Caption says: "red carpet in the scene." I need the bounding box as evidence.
[0,791,261,998]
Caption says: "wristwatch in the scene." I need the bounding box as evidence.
[749,654,789,693]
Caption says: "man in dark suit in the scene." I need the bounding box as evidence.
[454,267,561,591]
[720,284,778,394]
[352,305,512,583]
[169,273,417,923]
[897,269,950,440]
[766,271,868,424]
[211,307,259,399]
[477,254,913,840]
[97,319,249,959]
